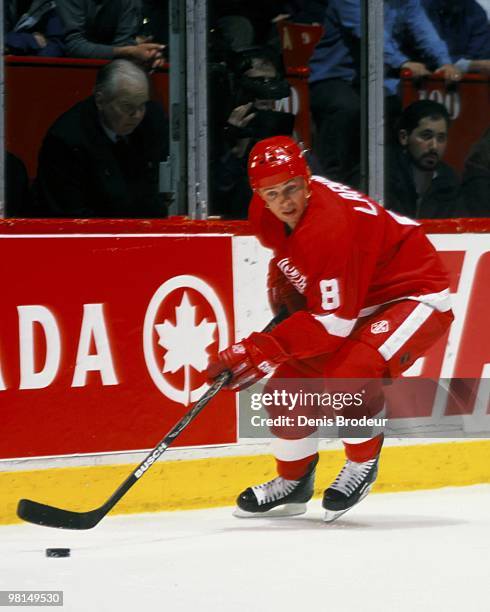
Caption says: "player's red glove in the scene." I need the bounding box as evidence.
[207,332,289,390]
[268,258,306,316]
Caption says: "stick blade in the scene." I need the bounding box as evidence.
[17,499,102,530]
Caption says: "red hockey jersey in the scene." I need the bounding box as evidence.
[249,176,451,359]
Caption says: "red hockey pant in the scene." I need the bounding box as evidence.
[264,300,454,479]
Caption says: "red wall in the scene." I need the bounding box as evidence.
[0,220,238,459]
[0,217,489,460]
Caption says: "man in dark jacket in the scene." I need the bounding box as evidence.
[34,59,169,218]
[461,126,490,216]
[5,152,32,216]
[56,0,164,68]
[385,100,464,219]
[211,48,295,219]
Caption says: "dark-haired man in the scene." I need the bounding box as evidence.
[385,100,463,219]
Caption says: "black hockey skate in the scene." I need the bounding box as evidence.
[234,456,318,518]
[322,456,379,523]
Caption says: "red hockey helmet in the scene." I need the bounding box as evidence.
[248,136,310,190]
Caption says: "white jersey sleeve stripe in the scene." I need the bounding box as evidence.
[358,288,451,317]
[313,313,358,337]
[378,303,434,361]
[410,288,452,312]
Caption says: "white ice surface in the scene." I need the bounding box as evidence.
[1,485,489,612]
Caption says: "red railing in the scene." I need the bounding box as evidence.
[0,217,489,234]
[276,21,324,148]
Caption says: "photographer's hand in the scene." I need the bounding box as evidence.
[227,102,256,158]
[228,102,256,129]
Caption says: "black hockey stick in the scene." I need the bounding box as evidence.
[17,308,287,530]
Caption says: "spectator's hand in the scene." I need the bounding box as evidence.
[227,102,257,129]
[469,59,490,76]
[434,64,462,83]
[33,32,47,49]
[149,56,166,71]
[135,35,154,45]
[126,43,166,70]
[401,61,431,79]
[272,13,291,23]
[227,102,257,158]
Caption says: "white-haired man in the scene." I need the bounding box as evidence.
[35,59,169,217]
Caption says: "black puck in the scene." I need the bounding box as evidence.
[46,548,70,558]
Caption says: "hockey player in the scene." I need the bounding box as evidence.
[207,135,454,522]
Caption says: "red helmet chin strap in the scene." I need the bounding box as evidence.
[248,136,311,190]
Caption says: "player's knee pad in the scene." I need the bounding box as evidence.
[261,363,323,439]
[322,340,387,428]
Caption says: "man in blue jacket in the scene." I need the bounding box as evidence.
[309,0,461,187]
[420,0,490,76]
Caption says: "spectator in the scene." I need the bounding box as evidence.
[56,0,164,69]
[461,126,490,216]
[266,1,329,52]
[277,1,329,24]
[5,152,32,216]
[33,59,169,218]
[210,1,312,49]
[211,48,296,219]
[309,0,462,187]
[5,0,65,56]
[420,0,490,76]
[210,1,255,51]
[385,100,464,219]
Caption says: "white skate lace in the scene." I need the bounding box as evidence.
[252,477,300,506]
[330,459,377,496]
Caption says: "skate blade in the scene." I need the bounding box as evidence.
[233,503,307,519]
[323,484,373,523]
[323,508,350,523]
